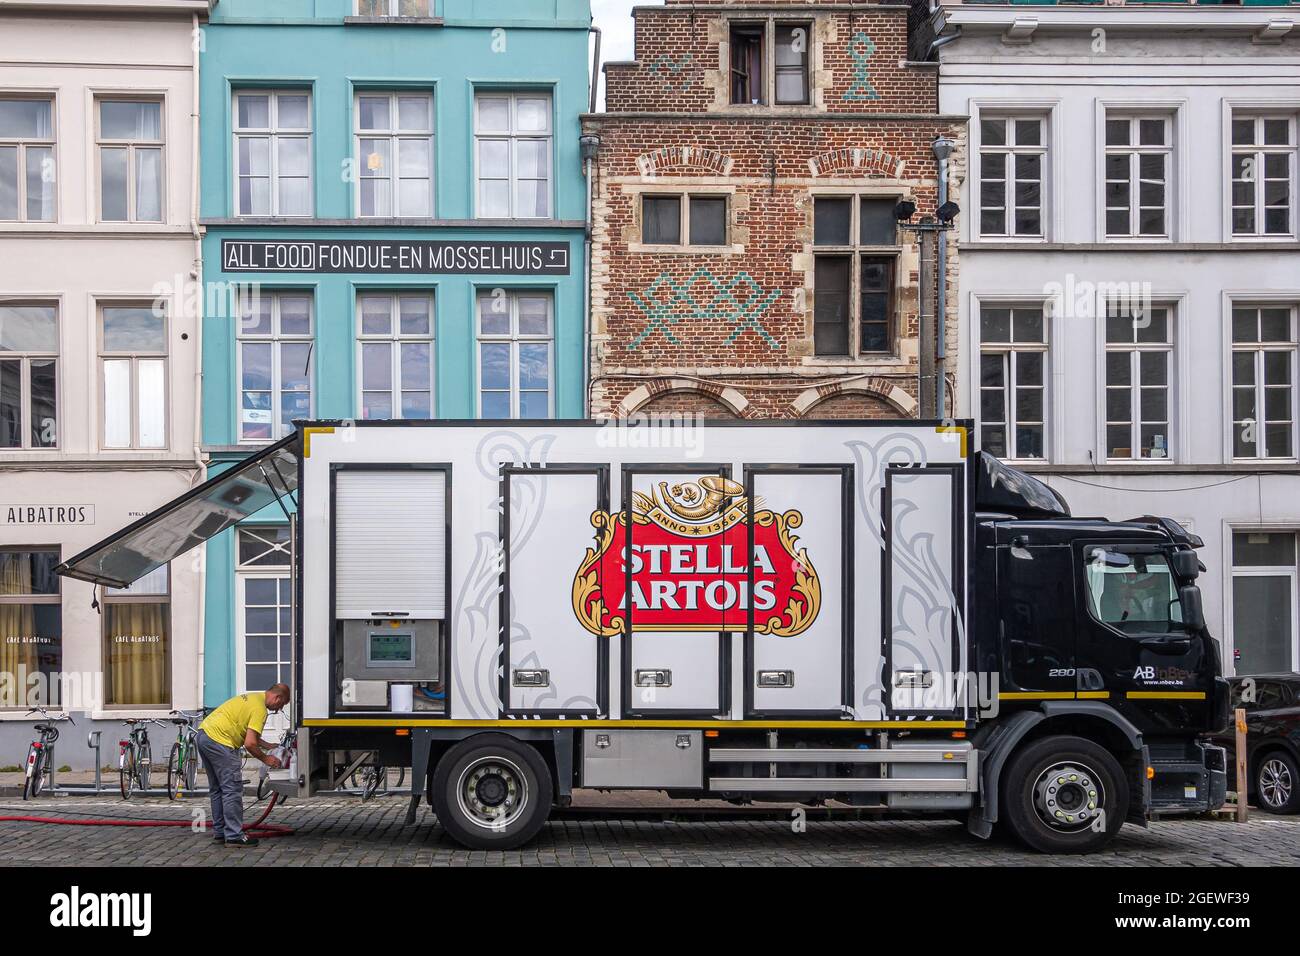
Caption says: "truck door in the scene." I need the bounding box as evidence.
[743,465,851,718]
[1077,544,1212,731]
[502,465,608,717]
[996,538,1077,700]
[884,464,965,717]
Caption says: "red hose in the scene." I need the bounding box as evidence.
[0,791,294,837]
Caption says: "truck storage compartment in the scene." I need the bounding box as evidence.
[581,729,703,789]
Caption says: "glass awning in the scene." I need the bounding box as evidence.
[57,435,299,588]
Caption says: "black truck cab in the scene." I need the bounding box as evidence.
[972,454,1229,824]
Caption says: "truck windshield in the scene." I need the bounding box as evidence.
[1084,549,1183,635]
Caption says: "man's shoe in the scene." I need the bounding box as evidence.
[212,832,225,844]
[225,835,260,848]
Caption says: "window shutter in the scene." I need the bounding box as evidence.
[334,470,445,619]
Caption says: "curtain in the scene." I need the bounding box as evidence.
[0,557,40,706]
[106,603,169,706]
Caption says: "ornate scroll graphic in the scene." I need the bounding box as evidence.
[571,476,820,637]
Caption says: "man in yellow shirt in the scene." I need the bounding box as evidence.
[196,683,289,847]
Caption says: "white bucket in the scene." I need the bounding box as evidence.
[389,683,414,713]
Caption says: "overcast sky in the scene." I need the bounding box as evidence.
[591,0,660,108]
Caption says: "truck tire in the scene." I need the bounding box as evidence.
[1002,735,1128,854]
[1254,750,1299,813]
[430,734,554,850]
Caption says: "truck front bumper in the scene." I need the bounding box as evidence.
[1148,740,1227,815]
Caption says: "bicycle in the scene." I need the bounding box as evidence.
[165,708,210,800]
[348,762,406,802]
[119,717,165,799]
[22,707,74,800]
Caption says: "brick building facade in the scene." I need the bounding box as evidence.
[584,0,965,420]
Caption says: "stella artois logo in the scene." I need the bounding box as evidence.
[572,476,821,637]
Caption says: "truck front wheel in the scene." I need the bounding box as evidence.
[1002,735,1128,854]
[430,734,554,850]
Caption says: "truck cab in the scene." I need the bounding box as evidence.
[973,454,1230,832]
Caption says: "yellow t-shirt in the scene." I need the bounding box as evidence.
[200,692,268,750]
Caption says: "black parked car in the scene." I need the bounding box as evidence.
[1211,674,1300,813]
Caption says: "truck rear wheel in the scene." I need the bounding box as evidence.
[1002,735,1128,854]
[430,734,553,850]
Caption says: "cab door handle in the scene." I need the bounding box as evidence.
[1139,635,1192,653]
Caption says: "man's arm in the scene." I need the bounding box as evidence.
[244,728,281,767]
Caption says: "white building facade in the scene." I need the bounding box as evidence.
[932,2,1300,676]
[0,0,209,757]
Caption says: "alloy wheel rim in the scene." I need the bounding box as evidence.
[1032,760,1105,832]
[455,756,529,831]
[1259,759,1293,809]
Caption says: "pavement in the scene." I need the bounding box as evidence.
[2,786,1298,865]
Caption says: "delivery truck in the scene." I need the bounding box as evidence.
[58,418,1228,853]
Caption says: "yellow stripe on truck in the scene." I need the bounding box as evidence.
[302,718,970,730]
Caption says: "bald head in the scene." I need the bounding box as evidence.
[266,683,290,712]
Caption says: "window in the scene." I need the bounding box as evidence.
[1231,114,1295,237]
[640,194,728,246]
[729,21,810,106]
[357,293,434,420]
[233,91,312,217]
[1231,305,1296,460]
[0,97,55,222]
[475,92,551,219]
[979,305,1046,459]
[0,304,58,449]
[1104,305,1172,460]
[357,0,430,14]
[238,292,313,442]
[1084,548,1182,635]
[477,291,552,418]
[97,100,162,222]
[0,549,61,708]
[103,564,170,708]
[979,116,1044,237]
[812,195,898,357]
[1105,114,1171,238]
[1231,531,1299,674]
[356,92,433,218]
[100,304,166,449]
[237,529,292,696]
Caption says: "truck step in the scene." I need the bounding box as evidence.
[709,776,976,793]
[708,747,971,764]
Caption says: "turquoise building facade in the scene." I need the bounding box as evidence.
[199,0,592,705]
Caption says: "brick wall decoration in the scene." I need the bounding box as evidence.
[844,32,881,102]
[628,269,783,350]
[648,53,697,95]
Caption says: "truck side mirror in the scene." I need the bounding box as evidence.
[1179,585,1205,632]
[1172,550,1199,582]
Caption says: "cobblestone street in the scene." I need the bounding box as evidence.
[3,795,1298,866]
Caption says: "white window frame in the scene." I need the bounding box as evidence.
[355,292,436,420]
[232,90,313,218]
[1230,112,1297,240]
[355,0,431,15]
[0,302,59,450]
[1103,112,1173,240]
[354,91,434,219]
[978,304,1048,462]
[98,302,168,450]
[1229,303,1297,462]
[473,91,552,220]
[1102,303,1175,462]
[977,114,1046,239]
[95,97,164,223]
[236,291,315,444]
[1227,528,1300,676]
[0,95,56,223]
[476,290,554,419]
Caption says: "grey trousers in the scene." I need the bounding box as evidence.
[196,729,244,840]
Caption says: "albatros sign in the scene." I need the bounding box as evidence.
[220,239,570,276]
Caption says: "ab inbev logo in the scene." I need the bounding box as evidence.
[49,886,151,937]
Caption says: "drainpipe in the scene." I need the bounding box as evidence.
[580,26,601,417]
[932,135,955,418]
[190,11,206,707]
